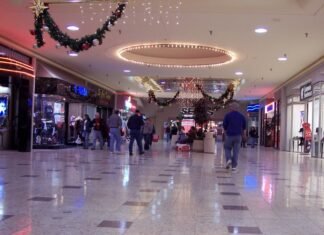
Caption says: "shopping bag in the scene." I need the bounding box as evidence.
[152,134,159,142]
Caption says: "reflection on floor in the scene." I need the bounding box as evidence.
[0,143,323,235]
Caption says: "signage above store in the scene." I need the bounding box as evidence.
[181,107,194,115]
[247,103,260,112]
[70,85,89,97]
[265,102,275,114]
[300,83,312,101]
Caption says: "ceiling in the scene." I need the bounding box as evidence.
[1,0,324,100]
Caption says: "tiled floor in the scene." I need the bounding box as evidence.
[0,142,323,234]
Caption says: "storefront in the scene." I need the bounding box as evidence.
[0,45,34,152]
[34,62,115,148]
[261,58,324,157]
[260,100,280,148]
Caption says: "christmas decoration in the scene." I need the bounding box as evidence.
[194,98,210,126]
[196,83,235,110]
[30,0,48,18]
[148,90,180,107]
[31,1,126,52]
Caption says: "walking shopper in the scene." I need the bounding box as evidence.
[91,112,104,150]
[127,110,144,156]
[143,118,154,150]
[223,102,247,172]
[82,114,92,149]
[249,127,258,148]
[107,110,123,153]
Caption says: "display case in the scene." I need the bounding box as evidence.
[33,95,66,147]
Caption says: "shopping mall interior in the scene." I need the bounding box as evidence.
[1,0,324,234]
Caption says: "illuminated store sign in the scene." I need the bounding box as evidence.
[300,83,312,101]
[71,85,89,97]
[265,102,275,114]
[124,96,136,111]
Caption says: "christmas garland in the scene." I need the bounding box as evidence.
[148,90,180,107]
[31,1,126,52]
[196,83,235,110]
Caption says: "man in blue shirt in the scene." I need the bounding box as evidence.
[223,102,246,172]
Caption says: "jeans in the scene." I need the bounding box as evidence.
[224,135,242,168]
[110,128,121,152]
[92,130,103,150]
[143,134,151,150]
[83,131,90,149]
[251,137,257,148]
[129,129,143,154]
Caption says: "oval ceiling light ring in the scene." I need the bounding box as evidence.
[116,43,236,68]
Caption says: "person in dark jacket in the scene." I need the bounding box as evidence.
[82,114,92,149]
[127,110,144,156]
[249,127,258,148]
[91,112,104,150]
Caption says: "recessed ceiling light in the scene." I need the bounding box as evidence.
[235,71,243,76]
[123,69,131,73]
[255,28,268,34]
[166,88,171,91]
[68,51,78,57]
[67,25,79,31]
[278,57,287,61]
[160,81,166,84]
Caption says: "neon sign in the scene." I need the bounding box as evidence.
[265,102,275,114]
[247,104,260,112]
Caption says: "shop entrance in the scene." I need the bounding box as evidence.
[0,76,33,152]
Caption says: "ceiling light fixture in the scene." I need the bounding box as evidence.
[255,28,268,34]
[278,54,288,61]
[123,69,131,73]
[235,71,243,76]
[117,42,236,68]
[66,25,79,31]
[68,51,78,57]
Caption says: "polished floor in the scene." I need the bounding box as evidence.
[0,142,323,235]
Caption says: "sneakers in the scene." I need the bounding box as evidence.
[232,167,238,173]
[226,160,232,169]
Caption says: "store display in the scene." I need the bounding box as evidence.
[33,95,66,146]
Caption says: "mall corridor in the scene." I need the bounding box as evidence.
[0,144,322,235]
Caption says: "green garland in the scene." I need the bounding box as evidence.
[31,3,126,52]
[148,90,180,107]
[196,83,235,110]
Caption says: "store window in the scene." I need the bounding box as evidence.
[33,95,66,146]
[286,96,305,152]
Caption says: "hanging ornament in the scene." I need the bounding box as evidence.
[30,0,48,18]
[92,39,99,46]
[33,44,38,49]
[82,43,90,50]
[43,26,49,32]
[55,43,61,49]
